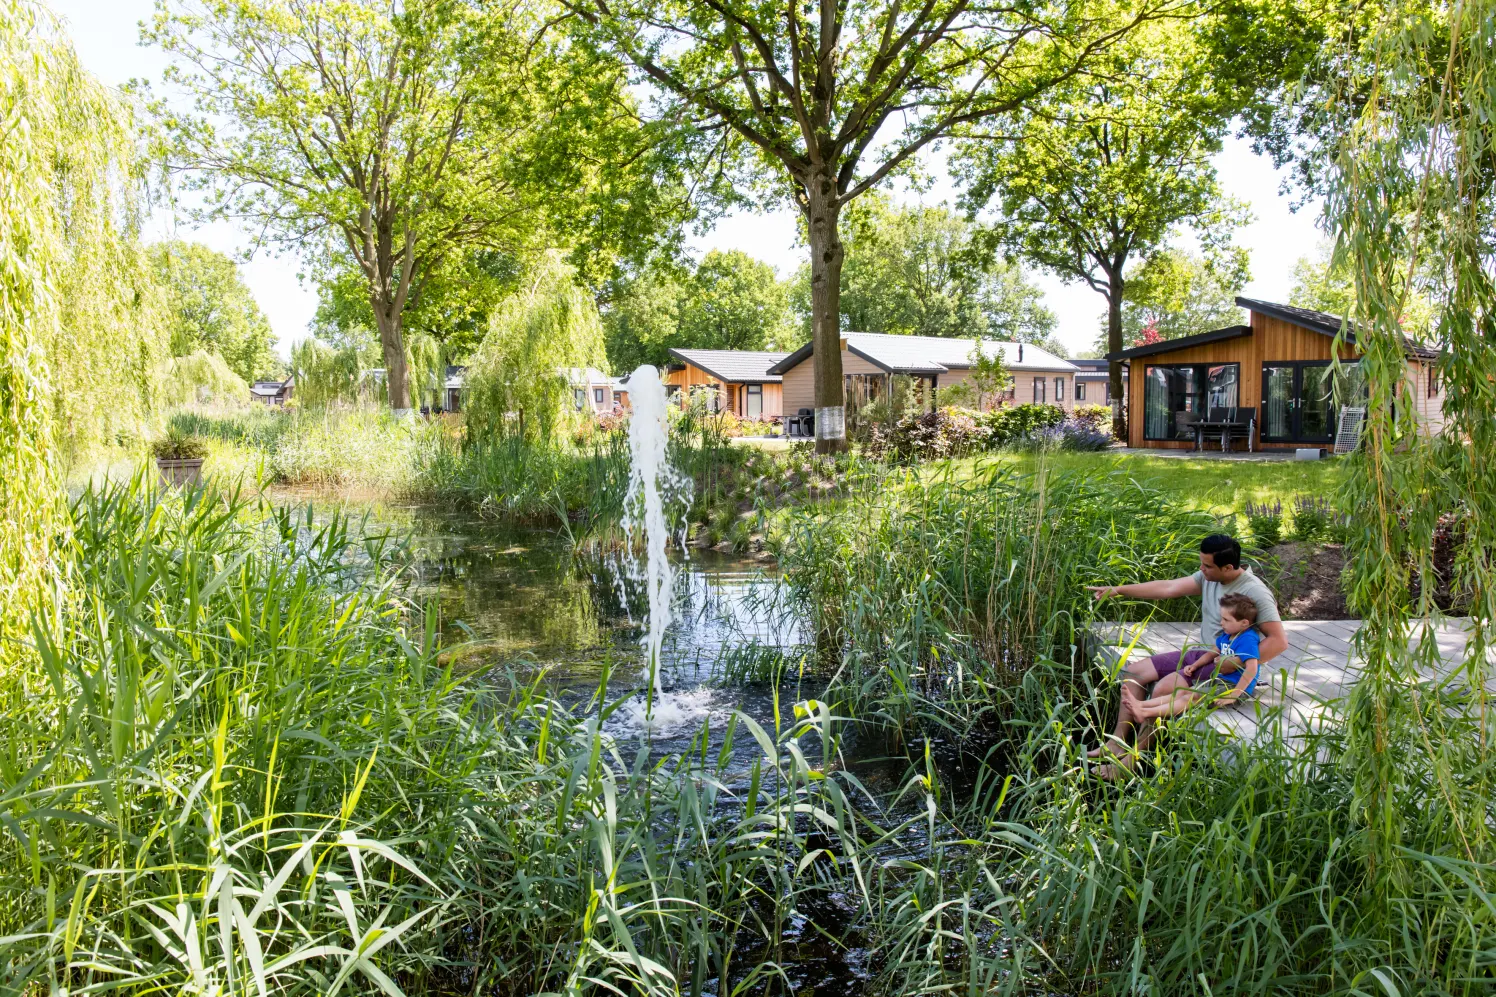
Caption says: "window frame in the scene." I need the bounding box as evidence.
[593,386,605,404]
[1054,376,1065,402]
[1033,376,1045,404]
[745,383,763,419]
[1142,362,1242,442]
[1075,380,1086,401]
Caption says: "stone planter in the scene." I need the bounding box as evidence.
[156,458,205,487]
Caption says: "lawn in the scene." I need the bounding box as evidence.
[953,450,1346,517]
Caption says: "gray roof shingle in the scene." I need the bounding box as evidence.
[668,348,789,383]
[767,332,1077,376]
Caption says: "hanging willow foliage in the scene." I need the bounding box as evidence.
[0,0,165,644]
[1326,0,1496,966]
[464,251,609,444]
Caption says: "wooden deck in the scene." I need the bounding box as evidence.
[1089,619,1489,742]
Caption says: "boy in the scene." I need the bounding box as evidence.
[1130,592,1262,723]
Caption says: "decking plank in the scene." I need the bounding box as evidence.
[1089,619,1479,742]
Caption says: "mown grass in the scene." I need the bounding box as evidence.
[952,450,1348,517]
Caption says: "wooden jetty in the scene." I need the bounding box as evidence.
[1089,619,1488,741]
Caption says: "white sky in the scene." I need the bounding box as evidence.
[50,0,1328,359]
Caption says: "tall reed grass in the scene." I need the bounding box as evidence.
[0,476,941,995]
[777,457,1225,734]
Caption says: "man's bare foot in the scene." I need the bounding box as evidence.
[1095,754,1138,781]
[1086,736,1127,759]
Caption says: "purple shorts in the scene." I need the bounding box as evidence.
[1148,648,1215,687]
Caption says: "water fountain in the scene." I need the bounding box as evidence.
[621,364,678,695]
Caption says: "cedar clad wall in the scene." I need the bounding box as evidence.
[1126,312,1363,449]
[665,362,784,419]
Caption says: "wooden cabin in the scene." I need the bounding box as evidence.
[1107,297,1444,450]
[766,332,1078,436]
[664,349,787,421]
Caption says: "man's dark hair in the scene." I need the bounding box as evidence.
[1200,533,1242,569]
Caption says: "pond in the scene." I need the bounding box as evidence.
[341,503,980,991]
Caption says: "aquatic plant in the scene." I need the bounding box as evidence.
[778,458,1221,734]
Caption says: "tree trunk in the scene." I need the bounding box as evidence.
[373,300,411,412]
[1106,273,1126,441]
[806,175,847,454]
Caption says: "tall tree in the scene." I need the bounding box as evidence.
[677,250,791,352]
[602,250,790,371]
[566,0,1180,451]
[802,193,1058,347]
[1093,245,1249,352]
[147,0,680,411]
[149,240,278,382]
[957,20,1252,436]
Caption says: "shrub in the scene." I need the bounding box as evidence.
[1071,403,1112,433]
[865,408,985,463]
[979,403,1065,448]
[1245,499,1284,546]
[1009,417,1111,453]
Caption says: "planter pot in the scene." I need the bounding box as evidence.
[156,458,204,487]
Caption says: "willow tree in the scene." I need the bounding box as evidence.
[0,0,165,640]
[464,252,609,444]
[147,0,672,412]
[566,0,1183,452]
[1325,0,1495,965]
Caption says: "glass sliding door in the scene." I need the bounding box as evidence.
[1262,365,1294,440]
[1260,361,1338,443]
[1143,363,1237,441]
[1299,364,1334,441]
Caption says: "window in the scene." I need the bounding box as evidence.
[1033,377,1046,404]
[745,383,763,419]
[1075,381,1086,401]
[593,387,605,404]
[574,388,586,410]
[1429,365,1440,398]
[1054,377,1065,402]
[1143,363,1240,441]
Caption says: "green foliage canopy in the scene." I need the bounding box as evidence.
[148,240,278,382]
[603,250,792,372]
[147,0,679,410]
[794,194,1059,349]
[1097,246,1249,352]
[566,0,1184,449]
[957,19,1256,432]
[0,0,167,642]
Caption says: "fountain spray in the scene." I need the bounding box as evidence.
[622,365,681,696]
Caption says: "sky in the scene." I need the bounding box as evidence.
[49,0,1328,359]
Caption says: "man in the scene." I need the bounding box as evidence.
[1085,533,1285,775]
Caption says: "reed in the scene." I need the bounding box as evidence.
[776,456,1225,735]
[0,476,921,995]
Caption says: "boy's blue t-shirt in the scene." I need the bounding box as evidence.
[1214,628,1261,694]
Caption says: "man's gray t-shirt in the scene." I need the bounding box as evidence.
[1191,567,1280,645]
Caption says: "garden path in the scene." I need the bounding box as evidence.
[1090,619,1491,742]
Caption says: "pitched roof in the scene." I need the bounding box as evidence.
[1237,296,1438,359]
[563,366,612,386]
[1070,358,1124,376]
[667,348,789,383]
[766,332,1077,376]
[1106,325,1253,360]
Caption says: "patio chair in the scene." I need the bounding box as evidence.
[1195,407,1256,452]
[1176,410,1200,445]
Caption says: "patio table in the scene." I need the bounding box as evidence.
[1192,419,1255,453]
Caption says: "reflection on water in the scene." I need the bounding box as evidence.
[388,506,815,763]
